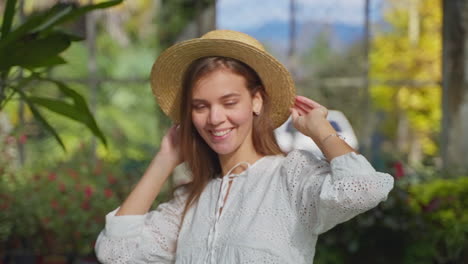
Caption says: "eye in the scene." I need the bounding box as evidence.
[192,104,206,110]
[225,100,238,107]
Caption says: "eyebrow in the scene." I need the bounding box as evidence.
[192,93,241,104]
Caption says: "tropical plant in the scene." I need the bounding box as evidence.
[0,0,123,150]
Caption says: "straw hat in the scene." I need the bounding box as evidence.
[150,29,296,128]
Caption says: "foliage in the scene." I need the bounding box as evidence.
[1,139,172,257]
[0,120,18,243]
[158,0,215,48]
[315,166,468,264]
[407,177,468,263]
[370,0,442,158]
[0,0,124,150]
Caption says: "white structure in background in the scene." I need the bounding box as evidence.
[275,110,359,157]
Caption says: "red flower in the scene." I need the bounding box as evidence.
[84,185,93,198]
[422,198,441,213]
[41,217,51,226]
[5,136,15,144]
[81,201,90,211]
[107,174,117,184]
[393,161,405,180]
[0,194,10,210]
[58,182,66,193]
[18,134,27,144]
[67,169,78,180]
[0,201,10,210]
[50,199,59,210]
[104,188,114,198]
[48,173,57,181]
[59,208,67,216]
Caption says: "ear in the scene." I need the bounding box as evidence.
[252,91,263,114]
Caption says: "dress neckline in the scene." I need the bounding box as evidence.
[215,154,274,180]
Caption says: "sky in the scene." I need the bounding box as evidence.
[217,0,384,30]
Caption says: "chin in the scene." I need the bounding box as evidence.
[209,143,238,156]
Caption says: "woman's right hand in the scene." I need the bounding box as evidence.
[116,124,182,216]
[158,124,183,168]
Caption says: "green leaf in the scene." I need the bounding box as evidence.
[13,87,66,151]
[28,97,82,122]
[58,31,84,42]
[43,0,123,32]
[0,0,121,52]
[31,76,108,148]
[31,4,75,33]
[1,0,17,39]
[25,56,67,69]
[0,5,72,51]
[0,31,71,70]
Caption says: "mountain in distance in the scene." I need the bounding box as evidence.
[242,20,364,63]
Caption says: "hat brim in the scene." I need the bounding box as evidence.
[150,38,295,128]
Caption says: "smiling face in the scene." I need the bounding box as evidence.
[191,69,262,157]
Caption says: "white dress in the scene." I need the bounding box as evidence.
[95,150,394,264]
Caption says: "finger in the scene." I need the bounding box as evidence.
[296,96,329,117]
[293,101,309,115]
[318,107,328,116]
[296,96,324,109]
[295,99,314,112]
[290,108,299,121]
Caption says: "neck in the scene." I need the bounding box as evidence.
[219,148,263,176]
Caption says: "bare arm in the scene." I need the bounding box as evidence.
[116,125,183,216]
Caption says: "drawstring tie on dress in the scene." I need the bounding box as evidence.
[206,161,251,264]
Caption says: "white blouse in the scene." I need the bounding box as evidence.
[95,150,394,264]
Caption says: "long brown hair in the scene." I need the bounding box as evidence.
[176,56,284,221]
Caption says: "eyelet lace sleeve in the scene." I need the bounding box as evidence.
[282,150,394,235]
[94,186,188,264]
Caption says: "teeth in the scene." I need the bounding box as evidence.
[212,129,232,137]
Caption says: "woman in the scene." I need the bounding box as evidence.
[95,30,394,263]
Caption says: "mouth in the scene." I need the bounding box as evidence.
[209,128,233,140]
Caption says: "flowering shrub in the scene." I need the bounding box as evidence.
[0,139,155,259]
[314,166,468,264]
[0,118,20,244]
[406,177,468,263]
[26,154,132,256]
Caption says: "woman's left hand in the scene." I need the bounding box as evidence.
[290,96,335,144]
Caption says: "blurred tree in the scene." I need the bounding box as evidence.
[370,0,441,164]
[441,0,468,173]
[298,29,366,142]
[158,0,215,48]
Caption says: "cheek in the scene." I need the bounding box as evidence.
[191,112,205,131]
[229,108,253,126]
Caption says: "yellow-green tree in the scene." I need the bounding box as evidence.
[370,0,441,163]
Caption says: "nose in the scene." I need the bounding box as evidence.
[208,105,226,126]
